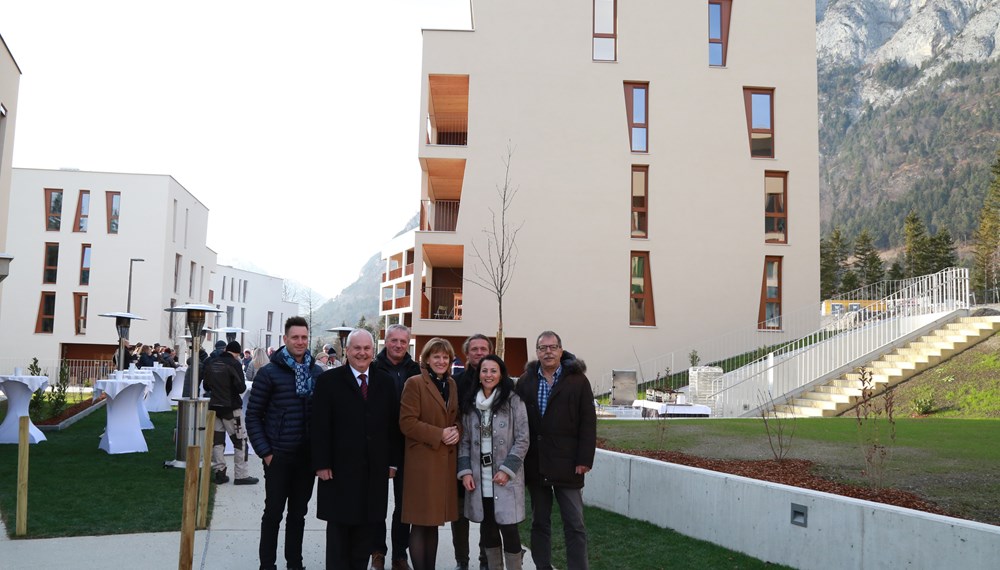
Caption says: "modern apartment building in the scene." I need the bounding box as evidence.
[0,168,217,362]
[380,1,820,393]
[0,34,21,301]
[209,265,299,352]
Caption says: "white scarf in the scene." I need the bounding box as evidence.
[476,388,498,497]
[475,388,497,424]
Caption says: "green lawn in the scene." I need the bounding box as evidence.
[0,408,214,538]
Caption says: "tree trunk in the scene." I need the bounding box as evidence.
[495,322,505,359]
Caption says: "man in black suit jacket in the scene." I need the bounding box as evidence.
[312,328,402,570]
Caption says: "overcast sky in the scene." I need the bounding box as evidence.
[1,0,471,298]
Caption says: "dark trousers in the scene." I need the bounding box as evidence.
[452,485,487,567]
[480,497,522,553]
[528,483,589,570]
[373,466,411,561]
[260,450,315,570]
[327,522,371,570]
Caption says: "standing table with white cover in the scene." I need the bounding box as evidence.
[0,375,49,444]
[142,365,175,412]
[121,369,155,429]
[167,366,187,402]
[94,376,150,454]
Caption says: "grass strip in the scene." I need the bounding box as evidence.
[0,408,214,538]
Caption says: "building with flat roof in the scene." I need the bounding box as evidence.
[0,34,22,303]
[209,264,299,353]
[380,1,820,393]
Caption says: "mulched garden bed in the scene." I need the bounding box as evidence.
[598,440,948,517]
[35,395,106,426]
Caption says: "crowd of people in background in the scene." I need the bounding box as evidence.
[242,317,597,570]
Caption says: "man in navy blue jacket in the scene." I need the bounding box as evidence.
[246,316,323,570]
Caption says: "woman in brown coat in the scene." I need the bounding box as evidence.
[400,337,461,570]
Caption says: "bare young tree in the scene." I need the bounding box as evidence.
[467,142,524,358]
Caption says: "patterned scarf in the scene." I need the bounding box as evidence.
[280,347,315,397]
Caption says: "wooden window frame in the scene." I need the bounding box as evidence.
[631,165,649,238]
[593,0,617,62]
[74,292,89,335]
[36,292,56,334]
[45,188,63,231]
[629,251,656,326]
[709,0,733,67]
[80,243,92,285]
[764,171,788,244]
[743,87,775,158]
[758,256,783,330]
[624,82,649,153]
[43,242,59,284]
[106,191,121,234]
[74,190,90,232]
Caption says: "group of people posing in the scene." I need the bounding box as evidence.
[244,317,597,570]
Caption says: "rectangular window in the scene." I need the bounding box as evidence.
[174,254,182,293]
[43,242,59,284]
[759,256,782,329]
[74,292,89,334]
[241,307,246,327]
[45,188,63,231]
[266,334,272,348]
[709,1,733,67]
[765,171,788,243]
[629,252,655,326]
[624,83,649,152]
[221,276,227,300]
[172,199,178,242]
[189,261,197,297]
[74,190,90,232]
[80,244,92,285]
[169,298,176,339]
[230,278,234,301]
[227,306,235,327]
[743,88,775,158]
[631,165,649,238]
[242,281,248,302]
[593,0,617,61]
[106,191,121,233]
[36,292,56,333]
[267,311,274,331]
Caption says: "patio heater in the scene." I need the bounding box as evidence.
[97,312,147,371]
[164,303,222,468]
[212,326,247,343]
[327,326,353,357]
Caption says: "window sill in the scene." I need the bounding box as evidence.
[756,328,784,333]
[629,324,657,329]
[764,241,789,246]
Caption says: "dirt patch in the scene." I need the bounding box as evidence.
[598,439,948,517]
[35,395,105,426]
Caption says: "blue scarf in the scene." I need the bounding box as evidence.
[280,347,315,397]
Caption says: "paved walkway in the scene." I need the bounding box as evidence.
[0,459,536,569]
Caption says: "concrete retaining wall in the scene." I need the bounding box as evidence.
[583,449,1000,569]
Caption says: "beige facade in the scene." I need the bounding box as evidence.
[209,265,299,353]
[0,35,22,299]
[0,168,217,363]
[381,1,820,393]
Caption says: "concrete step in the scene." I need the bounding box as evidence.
[791,397,838,410]
[774,404,825,417]
[816,385,862,397]
[802,390,852,404]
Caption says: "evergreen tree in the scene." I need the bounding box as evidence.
[972,151,1000,302]
[926,228,958,273]
[840,269,861,293]
[820,226,850,298]
[887,261,905,281]
[852,228,885,288]
[902,211,932,277]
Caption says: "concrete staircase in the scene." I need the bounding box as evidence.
[773,315,1000,417]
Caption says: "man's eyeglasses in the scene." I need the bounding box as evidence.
[536,344,561,352]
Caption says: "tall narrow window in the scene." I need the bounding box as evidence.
[629,252,655,325]
[168,298,176,338]
[172,199,178,242]
[74,293,89,334]
[43,242,59,284]
[74,190,90,232]
[743,88,775,158]
[765,171,788,243]
[174,254,182,293]
[593,0,617,61]
[80,244,92,285]
[631,166,648,238]
[189,261,197,297]
[267,311,274,331]
[106,191,121,233]
[222,276,227,300]
[45,188,63,231]
[36,292,56,333]
[709,1,733,66]
[624,83,649,152]
[759,256,782,329]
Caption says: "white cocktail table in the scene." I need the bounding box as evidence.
[94,378,149,454]
[142,366,175,412]
[0,375,49,444]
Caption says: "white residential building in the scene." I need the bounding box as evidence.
[381,1,820,393]
[209,265,299,353]
[0,34,22,302]
[0,168,216,363]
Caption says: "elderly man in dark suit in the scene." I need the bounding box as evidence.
[311,328,402,570]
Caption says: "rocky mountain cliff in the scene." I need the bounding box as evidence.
[817,0,1000,247]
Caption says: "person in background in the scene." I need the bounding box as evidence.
[137,344,157,368]
[245,317,323,570]
[399,338,461,570]
[246,347,268,383]
[316,351,331,371]
[205,340,258,485]
[458,355,529,570]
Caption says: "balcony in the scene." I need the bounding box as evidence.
[382,263,414,283]
[421,200,460,232]
[426,115,468,146]
[423,287,463,320]
[426,75,468,146]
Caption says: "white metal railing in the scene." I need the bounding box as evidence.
[0,358,113,387]
[708,267,970,417]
